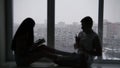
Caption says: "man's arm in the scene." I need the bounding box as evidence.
[92,36,102,56]
[83,36,102,56]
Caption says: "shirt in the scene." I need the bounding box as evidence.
[77,30,99,67]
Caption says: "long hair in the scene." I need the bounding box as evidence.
[11,18,35,51]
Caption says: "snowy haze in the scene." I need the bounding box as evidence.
[13,0,120,24]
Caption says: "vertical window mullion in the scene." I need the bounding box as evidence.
[98,0,104,60]
[47,0,55,48]
[5,0,13,61]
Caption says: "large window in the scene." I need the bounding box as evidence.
[11,0,47,60]
[11,0,120,61]
[13,0,47,43]
[55,0,98,52]
[103,0,120,60]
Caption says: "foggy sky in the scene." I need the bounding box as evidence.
[13,0,120,24]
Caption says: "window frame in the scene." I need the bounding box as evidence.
[5,0,14,61]
[5,0,120,63]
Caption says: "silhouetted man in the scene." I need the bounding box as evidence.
[54,16,102,68]
[74,16,102,68]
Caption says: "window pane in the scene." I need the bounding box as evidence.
[55,0,98,52]
[13,0,47,43]
[12,0,47,60]
[103,0,120,60]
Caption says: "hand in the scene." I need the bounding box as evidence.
[75,34,80,43]
[74,43,78,49]
[75,34,78,42]
[34,38,45,45]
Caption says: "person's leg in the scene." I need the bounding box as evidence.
[15,46,59,67]
[22,45,77,67]
[15,45,77,67]
[30,45,79,67]
[39,45,74,56]
[53,53,80,67]
[53,53,88,68]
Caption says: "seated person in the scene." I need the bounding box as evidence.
[11,18,73,67]
[11,17,102,68]
[54,16,102,68]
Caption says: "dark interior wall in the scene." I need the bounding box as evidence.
[0,0,6,65]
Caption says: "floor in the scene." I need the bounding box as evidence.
[1,62,120,68]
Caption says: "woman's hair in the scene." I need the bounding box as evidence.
[11,18,35,51]
[16,18,35,35]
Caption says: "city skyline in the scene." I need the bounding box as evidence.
[13,20,120,60]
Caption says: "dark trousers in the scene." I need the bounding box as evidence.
[14,45,88,67]
[39,45,88,67]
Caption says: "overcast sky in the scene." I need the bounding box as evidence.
[13,0,120,24]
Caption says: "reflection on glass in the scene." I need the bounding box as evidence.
[55,0,98,52]
[103,0,120,60]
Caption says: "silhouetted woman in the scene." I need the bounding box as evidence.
[11,18,68,67]
[12,18,37,66]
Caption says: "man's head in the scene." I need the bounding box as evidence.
[80,16,93,33]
